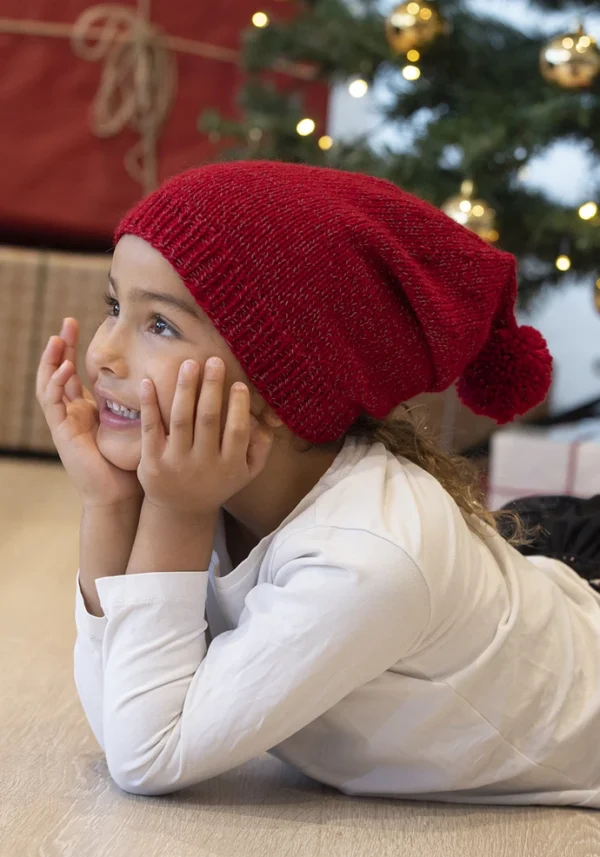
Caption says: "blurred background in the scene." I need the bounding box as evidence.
[1,0,599,501]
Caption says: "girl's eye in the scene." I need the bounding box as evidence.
[103,293,119,317]
[149,314,179,339]
[102,293,179,339]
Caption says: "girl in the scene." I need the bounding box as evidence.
[37,161,600,807]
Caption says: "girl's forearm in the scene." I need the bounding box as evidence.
[126,501,217,576]
[79,500,143,616]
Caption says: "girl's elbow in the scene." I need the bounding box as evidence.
[105,742,187,796]
[106,755,181,796]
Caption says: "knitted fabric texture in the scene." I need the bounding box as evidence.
[115,161,552,444]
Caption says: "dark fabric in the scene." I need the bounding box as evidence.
[499,495,600,591]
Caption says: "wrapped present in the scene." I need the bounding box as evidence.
[0,1,328,246]
[487,422,600,510]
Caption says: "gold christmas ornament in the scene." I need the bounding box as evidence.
[442,180,499,243]
[540,25,600,89]
[385,1,444,56]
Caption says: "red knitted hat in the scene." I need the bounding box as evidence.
[115,161,552,444]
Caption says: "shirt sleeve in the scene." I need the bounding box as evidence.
[74,571,108,749]
[94,527,430,796]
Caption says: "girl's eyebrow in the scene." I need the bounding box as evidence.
[108,273,202,321]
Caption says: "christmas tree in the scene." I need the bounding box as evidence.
[200,0,600,305]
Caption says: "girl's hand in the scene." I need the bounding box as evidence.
[36,318,142,509]
[137,357,273,516]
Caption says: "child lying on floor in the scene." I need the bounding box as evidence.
[37,162,600,806]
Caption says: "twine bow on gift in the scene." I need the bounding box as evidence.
[71,0,176,195]
[0,1,316,195]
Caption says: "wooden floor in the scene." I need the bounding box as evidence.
[1,458,599,857]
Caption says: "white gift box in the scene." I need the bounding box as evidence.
[487,420,600,511]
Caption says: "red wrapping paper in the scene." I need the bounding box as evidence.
[0,1,328,245]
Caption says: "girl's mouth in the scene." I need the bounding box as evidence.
[99,399,141,430]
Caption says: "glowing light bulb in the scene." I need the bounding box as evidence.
[296,118,316,136]
[252,11,269,27]
[407,49,420,62]
[578,202,598,220]
[419,7,432,19]
[406,2,420,15]
[318,135,333,150]
[348,79,369,98]
[555,255,571,271]
[472,204,485,217]
[402,65,421,81]
[459,200,472,213]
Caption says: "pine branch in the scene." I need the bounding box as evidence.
[198,0,600,303]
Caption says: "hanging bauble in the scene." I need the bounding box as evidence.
[385,2,444,56]
[540,25,600,89]
[442,180,499,243]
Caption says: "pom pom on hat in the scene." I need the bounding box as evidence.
[457,322,553,424]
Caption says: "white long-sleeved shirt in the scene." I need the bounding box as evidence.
[74,437,600,806]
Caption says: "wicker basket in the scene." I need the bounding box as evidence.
[0,246,108,453]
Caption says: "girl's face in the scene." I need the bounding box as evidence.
[86,235,259,471]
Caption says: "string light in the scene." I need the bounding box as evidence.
[578,201,598,220]
[318,135,334,150]
[348,79,369,98]
[406,2,419,14]
[576,34,592,52]
[296,118,316,136]
[555,254,571,271]
[252,11,269,27]
[420,7,433,19]
[402,65,421,80]
[407,49,420,62]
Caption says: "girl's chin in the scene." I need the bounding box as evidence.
[97,429,141,472]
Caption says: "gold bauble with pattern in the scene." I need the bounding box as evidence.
[442,180,499,243]
[540,26,600,89]
[385,1,444,55]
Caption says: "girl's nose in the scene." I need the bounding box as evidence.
[86,323,129,379]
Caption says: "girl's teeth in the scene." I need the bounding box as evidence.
[106,400,140,420]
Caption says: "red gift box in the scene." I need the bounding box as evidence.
[0,1,328,246]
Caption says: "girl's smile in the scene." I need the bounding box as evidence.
[94,383,142,431]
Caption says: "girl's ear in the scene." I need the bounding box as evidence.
[250,387,284,429]
[261,406,285,429]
